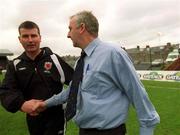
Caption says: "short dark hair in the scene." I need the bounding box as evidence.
[18,21,40,35]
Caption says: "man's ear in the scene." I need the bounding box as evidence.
[39,35,42,42]
[79,23,85,34]
[18,36,21,42]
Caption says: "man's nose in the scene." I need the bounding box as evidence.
[67,32,71,38]
[28,36,33,41]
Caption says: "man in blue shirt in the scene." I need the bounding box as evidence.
[33,10,160,135]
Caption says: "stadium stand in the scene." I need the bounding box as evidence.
[0,49,13,70]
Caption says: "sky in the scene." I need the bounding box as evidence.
[0,0,180,56]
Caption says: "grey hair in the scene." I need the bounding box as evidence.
[71,10,99,37]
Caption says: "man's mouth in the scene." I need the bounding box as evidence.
[26,43,35,47]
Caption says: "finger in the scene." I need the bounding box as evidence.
[29,111,39,116]
[32,103,40,111]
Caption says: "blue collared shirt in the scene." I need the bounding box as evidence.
[45,38,160,135]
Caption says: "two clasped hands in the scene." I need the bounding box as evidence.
[20,99,47,116]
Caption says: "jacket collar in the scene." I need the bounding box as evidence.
[17,47,53,61]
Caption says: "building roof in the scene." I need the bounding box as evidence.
[0,49,13,56]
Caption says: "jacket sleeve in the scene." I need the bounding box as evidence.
[56,55,74,85]
[0,61,25,113]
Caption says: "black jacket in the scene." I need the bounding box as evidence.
[0,47,74,113]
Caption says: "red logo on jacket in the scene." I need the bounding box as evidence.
[44,62,52,71]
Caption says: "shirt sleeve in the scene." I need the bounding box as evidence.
[140,126,155,135]
[111,48,160,135]
[45,86,70,108]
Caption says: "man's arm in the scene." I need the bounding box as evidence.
[56,54,74,85]
[0,61,25,113]
[32,87,70,113]
[111,48,160,135]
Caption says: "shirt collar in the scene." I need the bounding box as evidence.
[84,38,100,57]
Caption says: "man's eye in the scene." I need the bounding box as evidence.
[31,35,38,38]
[22,35,28,38]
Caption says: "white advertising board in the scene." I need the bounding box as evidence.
[136,71,180,82]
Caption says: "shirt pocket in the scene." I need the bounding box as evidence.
[81,71,99,95]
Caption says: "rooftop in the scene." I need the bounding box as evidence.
[0,49,13,56]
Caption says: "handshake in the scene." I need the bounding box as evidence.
[20,99,47,116]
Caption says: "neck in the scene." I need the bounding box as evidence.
[81,35,96,49]
[26,49,41,60]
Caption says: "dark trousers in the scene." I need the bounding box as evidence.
[26,106,65,135]
[79,124,126,135]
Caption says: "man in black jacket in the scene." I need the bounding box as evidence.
[0,21,74,135]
